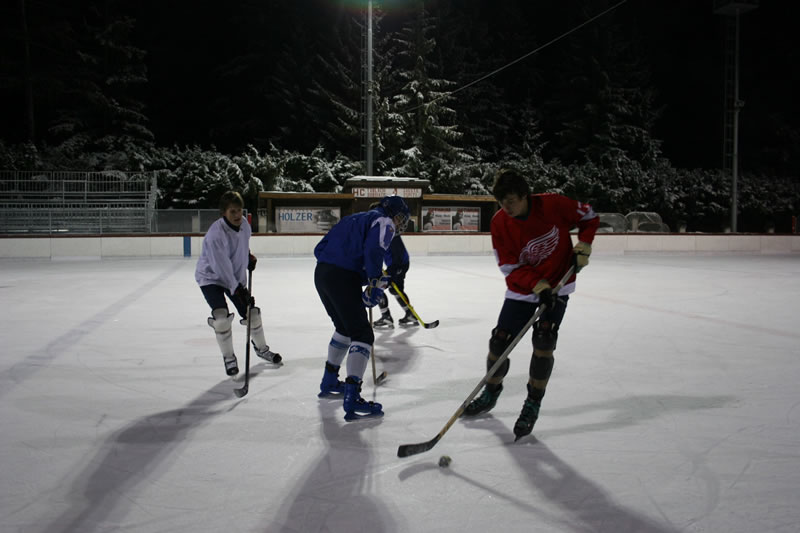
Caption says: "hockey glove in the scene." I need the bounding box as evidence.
[362,287,384,308]
[248,252,258,272]
[234,284,254,308]
[367,274,391,291]
[572,241,591,273]
[533,279,555,309]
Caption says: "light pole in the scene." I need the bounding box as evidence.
[714,0,758,232]
[365,0,374,176]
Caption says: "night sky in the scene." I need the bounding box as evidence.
[1,0,798,173]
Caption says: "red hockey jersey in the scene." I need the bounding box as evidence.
[491,193,599,302]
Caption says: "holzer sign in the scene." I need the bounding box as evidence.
[275,207,341,233]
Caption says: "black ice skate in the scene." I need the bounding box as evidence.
[462,384,503,417]
[253,341,283,365]
[513,397,541,441]
[373,314,395,329]
[223,354,239,376]
[398,311,419,327]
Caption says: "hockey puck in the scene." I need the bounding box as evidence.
[438,455,452,468]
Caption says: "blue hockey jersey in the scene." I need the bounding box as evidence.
[314,208,397,284]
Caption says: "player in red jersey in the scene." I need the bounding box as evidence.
[461,168,599,440]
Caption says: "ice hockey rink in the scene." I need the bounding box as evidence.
[1,252,799,533]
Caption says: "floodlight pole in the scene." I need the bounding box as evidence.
[731,10,742,233]
[365,0,374,176]
[714,1,758,233]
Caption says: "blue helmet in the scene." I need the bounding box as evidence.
[380,195,410,232]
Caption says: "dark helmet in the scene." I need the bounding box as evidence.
[380,195,411,233]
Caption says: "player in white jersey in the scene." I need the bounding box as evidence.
[195,191,282,377]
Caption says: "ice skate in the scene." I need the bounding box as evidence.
[223,354,239,376]
[373,314,395,329]
[462,384,503,417]
[319,362,346,397]
[253,341,283,365]
[343,376,383,421]
[513,397,541,441]
[398,311,419,328]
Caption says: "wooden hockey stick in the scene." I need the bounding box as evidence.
[369,306,388,385]
[397,266,574,457]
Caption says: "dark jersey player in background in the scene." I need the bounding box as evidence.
[461,169,599,440]
[372,233,418,329]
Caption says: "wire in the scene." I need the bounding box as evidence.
[399,0,629,114]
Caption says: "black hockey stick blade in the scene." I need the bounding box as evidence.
[397,435,441,458]
[386,276,439,329]
[376,371,388,384]
[234,383,249,398]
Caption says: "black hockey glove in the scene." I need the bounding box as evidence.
[234,284,254,308]
[248,252,257,272]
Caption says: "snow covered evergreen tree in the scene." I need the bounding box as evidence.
[382,1,463,189]
[48,0,152,166]
[541,0,662,170]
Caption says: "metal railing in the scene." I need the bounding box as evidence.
[0,171,158,234]
[0,208,243,235]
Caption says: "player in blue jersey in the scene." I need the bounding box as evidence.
[195,191,282,377]
[314,195,410,420]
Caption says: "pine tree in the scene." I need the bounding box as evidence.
[211,0,289,152]
[307,17,362,160]
[1,0,82,146]
[48,0,153,164]
[429,0,546,163]
[383,1,462,188]
[541,0,662,169]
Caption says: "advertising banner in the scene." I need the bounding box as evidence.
[276,207,341,233]
[421,206,480,232]
[352,187,423,198]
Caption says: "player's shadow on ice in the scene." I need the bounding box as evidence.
[373,325,424,377]
[530,393,734,439]
[458,393,734,440]
[37,378,247,533]
[272,400,395,532]
[460,416,683,533]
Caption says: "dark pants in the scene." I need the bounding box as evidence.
[496,296,569,346]
[387,263,409,294]
[200,284,248,319]
[314,262,374,345]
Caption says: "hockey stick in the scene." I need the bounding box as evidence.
[384,271,439,329]
[234,270,254,398]
[397,266,575,458]
[369,306,388,385]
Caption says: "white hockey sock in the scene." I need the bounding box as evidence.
[345,341,371,379]
[327,331,350,367]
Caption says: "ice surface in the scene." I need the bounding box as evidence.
[1,253,799,533]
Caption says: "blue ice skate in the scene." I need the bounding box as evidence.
[343,376,383,421]
[318,362,346,398]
